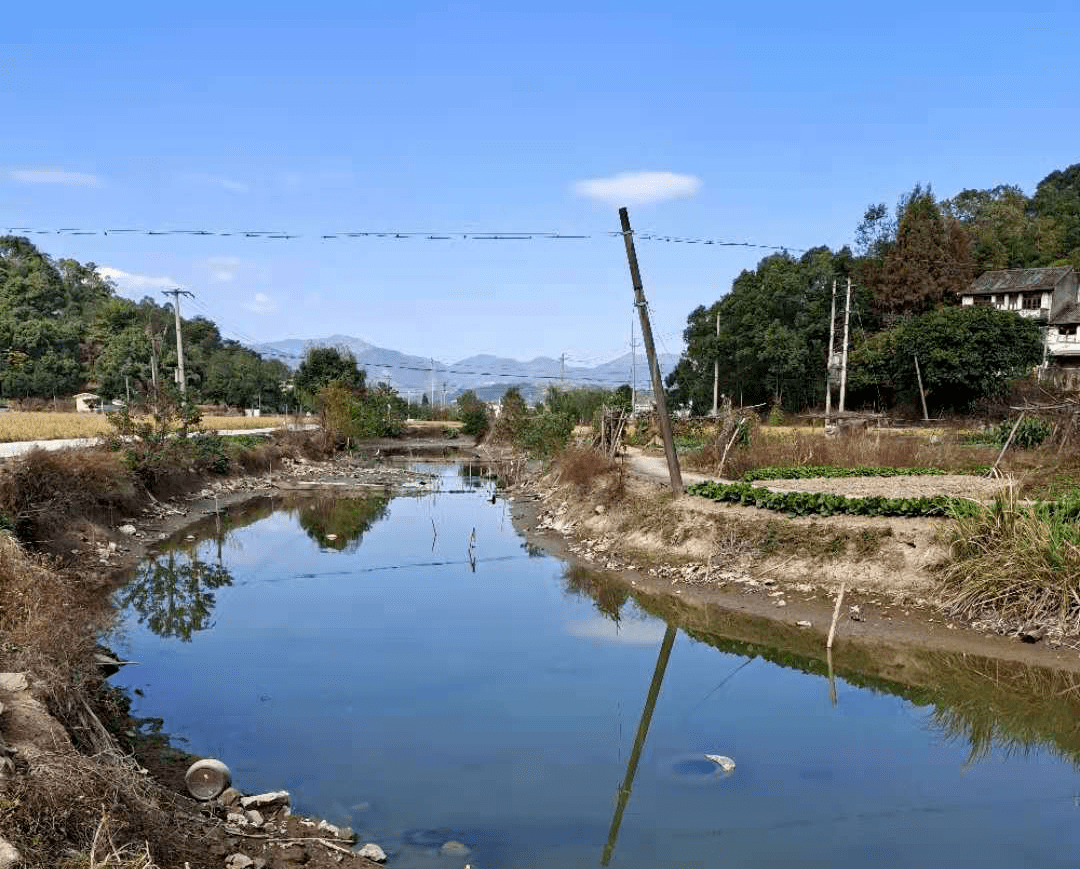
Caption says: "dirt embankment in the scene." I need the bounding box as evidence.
[512,458,1080,673]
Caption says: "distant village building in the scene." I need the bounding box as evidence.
[74,392,100,413]
[961,266,1080,377]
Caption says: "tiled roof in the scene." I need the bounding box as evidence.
[1051,301,1080,325]
[967,266,1074,296]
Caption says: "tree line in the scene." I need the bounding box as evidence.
[666,162,1080,414]
[0,236,291,408]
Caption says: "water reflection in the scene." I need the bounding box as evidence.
[118,549,233,641]
[122,494,389,640]
[564,565,1080,771]
[296,495,389,552]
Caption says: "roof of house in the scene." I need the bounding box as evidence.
[1051,301,1080,325]
[74,392,100,399]
[966,266,1075,296]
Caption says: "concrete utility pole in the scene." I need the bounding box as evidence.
[618,207,683,495]
[914,354,929,421]
[838,277,852,414]
[430,358,436,408]
[162,288,194,395]
[825,279,837,426]
[630,313,637,411]
[560,353,566,386]
[711,310,720,416]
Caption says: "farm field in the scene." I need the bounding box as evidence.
[0,412,292,442]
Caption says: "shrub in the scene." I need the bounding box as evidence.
[991,416,1052,449]
[557,447,620,491]
[521,410,575,458]
[460,406,490,438]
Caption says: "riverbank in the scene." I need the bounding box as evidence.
[510,454,1080,673]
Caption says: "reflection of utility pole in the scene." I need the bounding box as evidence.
[601,623,677,867]
[162,288,194,394]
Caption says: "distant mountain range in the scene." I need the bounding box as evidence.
[252,334,679,403]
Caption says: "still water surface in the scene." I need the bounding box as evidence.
[112,463,1080,868]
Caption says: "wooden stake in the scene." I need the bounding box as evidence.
[826,581,846,650]
[914,354,929,421]
[619,207,683,495]
[989,412,1025,477]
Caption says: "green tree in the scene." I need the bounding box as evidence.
[295,346,366,405]
[848,306,1043,411]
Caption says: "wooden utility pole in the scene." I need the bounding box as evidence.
[619,207,683,495]
[913,354,929,421]
[162,288,194,394]
[837,277,852,414]
[825,279,837,426]
[711,310,720,416]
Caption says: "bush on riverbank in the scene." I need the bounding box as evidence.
[938,491,1080,635]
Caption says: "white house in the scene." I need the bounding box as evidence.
[961,266,1080,376]
[74,392,100,413]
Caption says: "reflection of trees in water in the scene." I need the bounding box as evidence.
[564,565,630,622]
[458,463,497,490]
[295,495,389,552]
[562,564,1080,769]
[924,655,1080,767]
[119,550,233,641]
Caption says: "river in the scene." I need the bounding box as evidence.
[109,462,1080,868]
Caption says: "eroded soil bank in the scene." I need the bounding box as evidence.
[510,461,1080,674]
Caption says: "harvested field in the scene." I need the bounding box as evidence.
[0,412,292,442]
[762,474,1008,501]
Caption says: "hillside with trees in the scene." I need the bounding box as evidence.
[666,161,1080,414]
[0,236,290,409]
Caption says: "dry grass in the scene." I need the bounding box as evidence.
[0,412,291,443]
[685,426,999,479]
[557,447,620,490]
[938,489,1080,635]
[0,449,142,545]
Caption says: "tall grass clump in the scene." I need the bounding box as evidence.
[938,490,1080,634]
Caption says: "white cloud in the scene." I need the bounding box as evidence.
[198,256,243,283]
[566,618,667,646]
[573,171,701,206]
[243,292,278,314]
[9,168,101,188]
[183,173,250,194]
[97,266,176,293]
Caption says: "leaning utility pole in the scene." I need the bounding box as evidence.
[619,207,683,495]
[162,288,194,394]
[824,279,837,426]
[630,314,637,411]
[711,310,720,416]
[837,277,852,415]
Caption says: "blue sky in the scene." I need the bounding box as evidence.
[3,1,1078,363]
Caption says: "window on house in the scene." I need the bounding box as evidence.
[973,296,991,306]
[1023,294,1041,310]
[1059,326,1077,337]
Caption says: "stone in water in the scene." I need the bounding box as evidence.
[185,758,232,800]
[705,754,736,772]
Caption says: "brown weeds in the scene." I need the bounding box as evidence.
[685,428,998,478]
